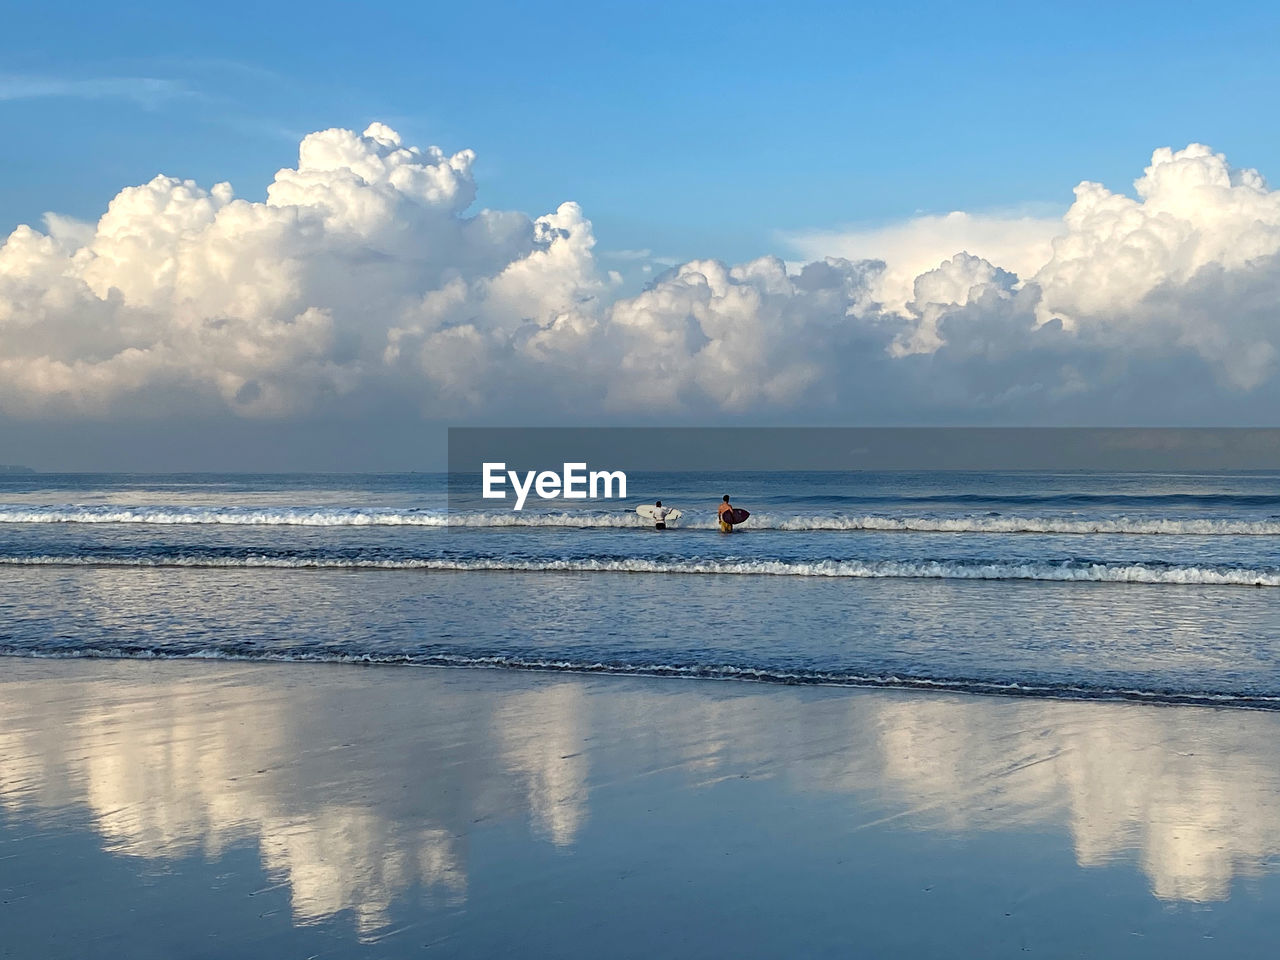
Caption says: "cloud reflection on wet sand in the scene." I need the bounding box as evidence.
[2,660,1279,938]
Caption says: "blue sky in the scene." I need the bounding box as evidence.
[3,0,1278,263]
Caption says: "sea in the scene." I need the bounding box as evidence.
[2,469,1279,709]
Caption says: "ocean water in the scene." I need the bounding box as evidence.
[2,470,1280,707]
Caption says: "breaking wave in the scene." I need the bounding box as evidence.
[2,505,1280,535]
[0,506,455,526]
[756,515,1280,535]
[3,552,1278,585]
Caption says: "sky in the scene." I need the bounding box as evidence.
[2,0,1280,469]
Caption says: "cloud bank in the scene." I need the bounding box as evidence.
[3,126,1280,424]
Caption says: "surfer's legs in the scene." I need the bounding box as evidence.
[719,520,732,533]
[655,521,666,529]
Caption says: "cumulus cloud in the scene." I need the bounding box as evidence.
[787,209,1063,314]
[606,256,883,412]
[2,126,1280,425]
[0,122,605,417]
[1036,145,1280,325]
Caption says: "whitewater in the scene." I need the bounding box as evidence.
[3,552,1279,586]
[4,504,1280,535]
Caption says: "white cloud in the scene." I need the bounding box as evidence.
[787,209,1063,313]
[2,128,1280,424]
[606,255,887,412]
[0,123,602,417]
[1033,144,1280,328]
[894,252,1017,357]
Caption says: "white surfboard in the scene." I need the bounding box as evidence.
[637,505,682,522]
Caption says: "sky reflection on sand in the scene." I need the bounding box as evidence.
[2,660,1280,942]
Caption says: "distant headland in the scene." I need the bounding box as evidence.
[0,465,36,475]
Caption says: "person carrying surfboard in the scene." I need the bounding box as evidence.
[636,501,681,528]
[718,496,750,532]
[651,500,671,530]
[718,495,735,533]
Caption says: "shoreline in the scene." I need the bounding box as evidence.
[3,648,1279,713]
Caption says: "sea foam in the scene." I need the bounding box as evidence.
[2,505,1279,535]
[2,553,1277,585]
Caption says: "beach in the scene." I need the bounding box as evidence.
[4,657,1280,958]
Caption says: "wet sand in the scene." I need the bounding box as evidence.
[2,658,1280,958]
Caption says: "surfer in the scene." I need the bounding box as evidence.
[718,495,734,533]
[652,500,671,530]
[636,501,680,527]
